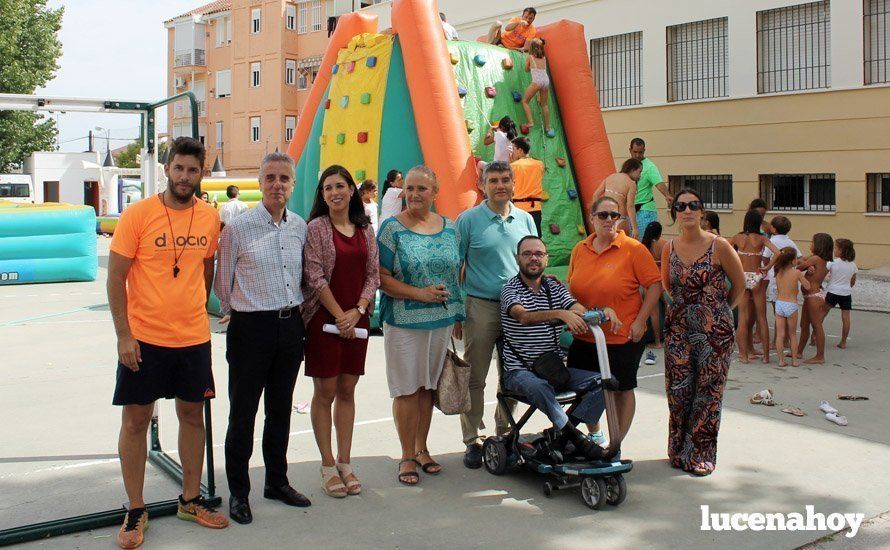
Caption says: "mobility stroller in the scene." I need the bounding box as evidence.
[482,317,633,510]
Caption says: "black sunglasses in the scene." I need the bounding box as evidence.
[672,200,703,212]
[594,211,621,220]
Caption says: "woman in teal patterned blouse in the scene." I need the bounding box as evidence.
[377,165,465,486]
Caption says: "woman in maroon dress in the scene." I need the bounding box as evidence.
[303,165,379,497]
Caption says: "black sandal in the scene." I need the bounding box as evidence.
[415,450,442,475]
[397,458,420,485]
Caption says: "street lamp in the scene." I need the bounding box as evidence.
[94,126,111,156]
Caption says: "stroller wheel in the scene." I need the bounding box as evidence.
[605,475,627,506]
[483,438,508,475]
[543,482,554,498]
[579,477,607,510]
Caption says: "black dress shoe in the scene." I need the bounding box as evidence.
[264,484,312,507]
[229,496,252,524]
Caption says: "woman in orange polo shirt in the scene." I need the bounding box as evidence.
[567,196,662,455]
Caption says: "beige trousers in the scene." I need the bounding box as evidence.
[459,296,514,444]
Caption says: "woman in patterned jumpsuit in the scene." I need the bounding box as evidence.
[660,188,745,476]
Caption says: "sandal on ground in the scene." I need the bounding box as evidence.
[750,389,774,406]
[415,450,442,475]
[336,462,362,495]
[397,458,420,486]
[320,465,348,498]
[691,461,715,476]
[781,406,806,417]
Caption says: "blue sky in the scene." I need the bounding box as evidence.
[39,1,190,152]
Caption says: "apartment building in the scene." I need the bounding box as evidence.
[165,0,386,175]
[363,0,890,267]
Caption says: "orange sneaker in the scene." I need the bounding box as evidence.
[116,508,148,549]
[176,495,229,529]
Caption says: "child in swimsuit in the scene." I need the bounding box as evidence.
[592,158,642,237]
[796,232,833,364]
[773,248,810,367]
[729,209,781,364]
[520,39,553,137]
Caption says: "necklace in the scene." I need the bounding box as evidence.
[159,192,195,278]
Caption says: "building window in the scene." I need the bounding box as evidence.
[865,0,890,85]
[285,115,297,142]
[310,1,322,32]
[215,16,232,46]
[251,7,262,34]
[669,175,734,211]
[666,17,728,102]
[867,173,890,212]
[215,121,224,149]
[286,4,297,31]
[250,116,261,143]
[251,62,261,87]
[298,2,308,34]
[590,31,642,108]
[760,173,836,212]
[285,59,296,85]
[757,1,831,94]
[298,68,309,89]
[216,69,231,98]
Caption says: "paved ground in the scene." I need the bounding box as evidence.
[1,238,888,549]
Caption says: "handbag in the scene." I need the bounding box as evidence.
[434,337,471,415]
[502,283,571,390]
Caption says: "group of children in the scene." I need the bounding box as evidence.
[727,200,858,367]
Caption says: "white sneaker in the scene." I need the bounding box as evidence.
[644,351,657,366]
[819,400,839,415]
[825,412,848,426]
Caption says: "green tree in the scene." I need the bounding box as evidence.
[116,139,167,169]
[0,0,64,172]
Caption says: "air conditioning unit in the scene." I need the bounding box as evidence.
[174,76,186,89]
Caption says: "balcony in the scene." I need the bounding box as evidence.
[174,49,206,68]
[173,100,206,119]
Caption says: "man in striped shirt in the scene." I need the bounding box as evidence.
[500,236,618,459]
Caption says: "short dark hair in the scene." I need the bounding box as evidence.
[385,169,401,184]
[670,187,703,223]
[483,160,513,181]
[523,7,537,16]
[620,158,642,174]
[167,136,206,168]
[511,136,531,154]
[749,198,768,211]
[703,210,721,234]
[630,137,645,149]
[516,234,544,255]
[835,238,856,261]
[591,195,620,215]
[225,185,239,199]
[771,215,791,235]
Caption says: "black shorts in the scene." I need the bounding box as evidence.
[112,340,214,406]
[825,292,852,311]
[566,339,645,391]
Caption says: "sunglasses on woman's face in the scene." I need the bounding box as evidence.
[672,200,703,212]
[594,211,621,221]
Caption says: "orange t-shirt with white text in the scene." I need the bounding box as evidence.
[567,231,661,345]
[501,16,537,50]
[110,195,220,348]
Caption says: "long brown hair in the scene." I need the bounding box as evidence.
[812,233,834,262]
[773,247,797,275]
[835,238,856,261]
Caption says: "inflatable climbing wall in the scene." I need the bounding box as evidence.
[287,0,616,268]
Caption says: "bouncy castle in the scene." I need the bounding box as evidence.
[0,201,97,285]
[286,0,615,268]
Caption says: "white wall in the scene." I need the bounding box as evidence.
[362,0,867,106]
[24,152,102,205]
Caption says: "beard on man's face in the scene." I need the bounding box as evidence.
[519,263,544,279]
[168,180,197,203]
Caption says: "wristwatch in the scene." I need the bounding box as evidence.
[356,305,367,316]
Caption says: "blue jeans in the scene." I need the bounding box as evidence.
[503,368,601,429]
[636,208,658,237]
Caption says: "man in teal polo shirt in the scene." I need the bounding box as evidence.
[630,137,672,236]
[456,160,537,469]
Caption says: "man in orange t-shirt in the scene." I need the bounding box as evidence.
[509,136,544,236]
[487,7,537,51]
[108,137,227,548]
